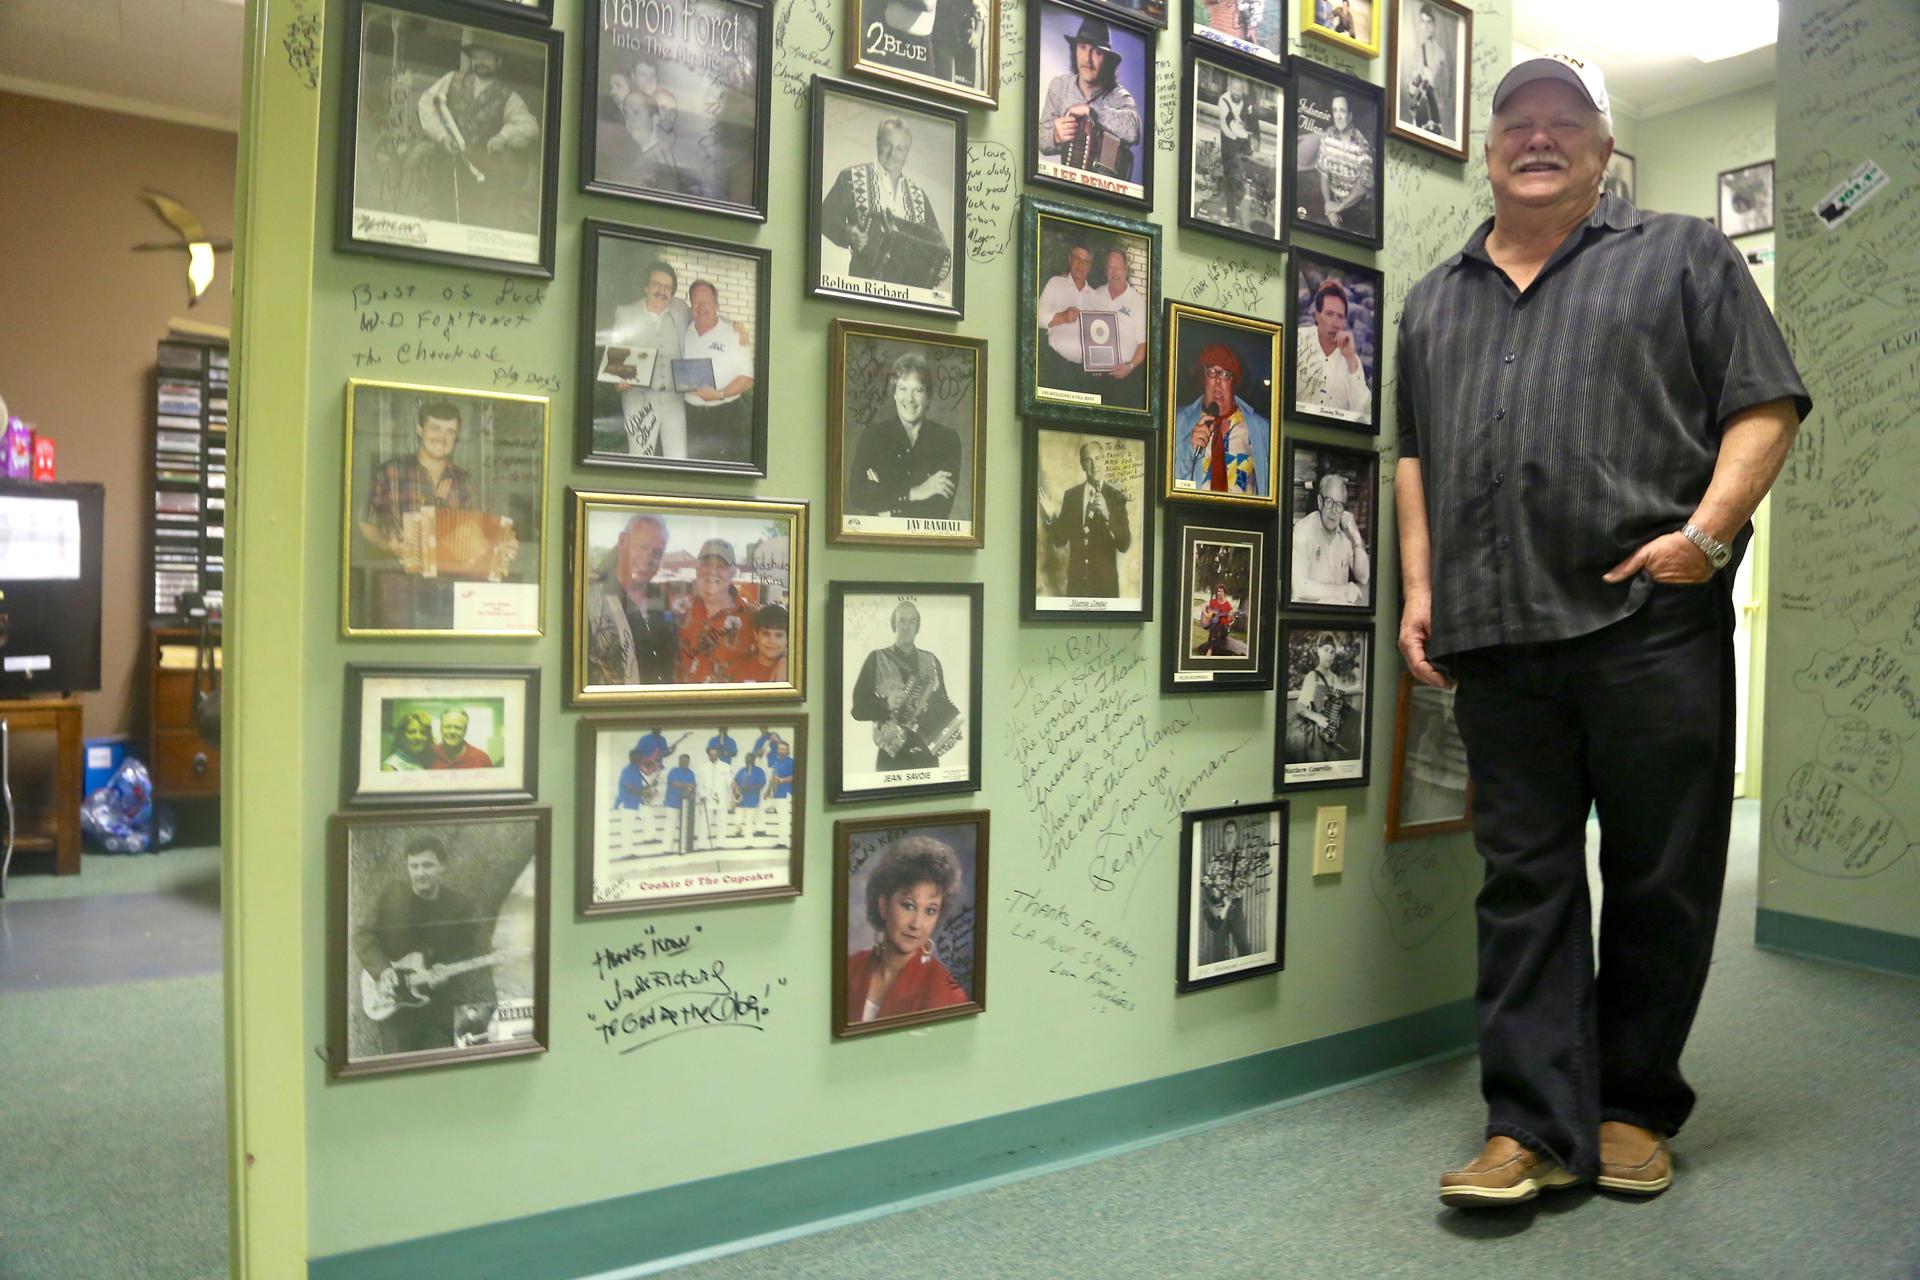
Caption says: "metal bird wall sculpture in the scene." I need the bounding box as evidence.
[135,189,233,306]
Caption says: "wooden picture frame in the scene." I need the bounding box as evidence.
[1385,0,1471,162]
[337,0,562,277]
[844,0,1003,108]
[1384,672,1473,840]
[1018,196,1162,430]
[1280,438,1378,614]
[826,580,984,803]
[1026,0,1159,211]
[1176,799,1287,992]
[575,713,807,914]
[827,320,987,549]
[1179,48,1290,252]
[566,489,807,707]
[1300,0,1381,57]
[1162,299,1281,509]
[1285,245,1384,434]
[1276,619,1374,791]
[343,664,540,807]
[1287,58,1385,250]
[1161,505,1275,692]
[328,805,551,1078]
[831,809,990,1038]
[1021,422,1156,621]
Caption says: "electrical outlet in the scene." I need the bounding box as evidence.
[1314,805,1346,877]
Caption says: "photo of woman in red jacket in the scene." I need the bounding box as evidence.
[843,832,975,1027]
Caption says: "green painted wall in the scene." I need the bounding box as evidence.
[1762,0,1920,938]
[247,0,1512,1259]
[1634,81,1774,220]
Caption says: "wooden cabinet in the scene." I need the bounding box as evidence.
[148,624,220,798]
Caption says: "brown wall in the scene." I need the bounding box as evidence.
[0,91,237,744]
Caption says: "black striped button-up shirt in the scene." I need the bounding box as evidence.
[1398,194,1811,660]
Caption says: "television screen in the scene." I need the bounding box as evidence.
[0,479,104,696]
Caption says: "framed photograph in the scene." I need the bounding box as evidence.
[1289,59,1384,249]
[1019,196,1160,428]
[1718,159,1774,237]
[342,379,548,638]
[566,490,806,706]
[1300,0,1380,57]
[827,581,982,803]
[337,0,561,277]
[1188,0,1285,68]
[328,806,550,1078]
[828,320,987,548]
[1083,0,1168,29]
[1181,53,1288,251]
[1176,800,1287,992]
[831,809,989,1037]
[344,665,539,806]
[845,0,1001,108]
[576,713,805,914]
[1386,0,1470,161]
[1163,300,1280,508]
[1384,672,1473,840]
[1287,247,1383,433]
[1027,0,1157,210]
[1277,620,1373,790]
[580,0,770,219]
[453,0,552,20]
[577,220,769,476]
[1161,506,1274,692]
[1603,149,1636,203]
[1281,439,1377,613]
[808,76,966,319]
[1023,423,1155,621]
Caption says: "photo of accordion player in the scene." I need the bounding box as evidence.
[820,145,955,291]
[857,207,954,289]
[852,639,965,771]
[1037,14,1141,185]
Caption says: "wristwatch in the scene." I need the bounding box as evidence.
[1680,523,1732,570]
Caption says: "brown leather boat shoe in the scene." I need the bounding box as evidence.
[1597,1120,1673,1194]
[1439,1135,1582,1208]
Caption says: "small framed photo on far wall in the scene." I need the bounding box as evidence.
[1277,620,1373,791]
[828,320,987,548]
[1386,0,1471,162]
[1717,159,1774,237]
[832,809,989,1038]
[1177,799,1287,993]
[344,664,539,807]
[1384,672,1473,841]
[1287,247,1383,433]
[1023,423,1155,621]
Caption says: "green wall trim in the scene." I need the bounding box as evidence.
[310,999,1474,1279]
[1754,909,1920,980]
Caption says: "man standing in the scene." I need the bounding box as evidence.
[1295,280,1371,423]
[1043,441,1133,600]
[1037,17,1141,184]
[681,280,755,464]
[1315,93,1375,235]
[767,738,797,824]
[665,752,698,851]
[585,513,678,687]
[1213,76,1255,226]
[676,539,757,683]
[1199,819,1254,963]
[1397,54,1807,1208]
[820,117,953,291]
[415,38,541,232]
[1174,344,1270,497]
[851,600,963,772]
[698,742,735,847]
[1092,247,1149,408]
[1037,242,1099,395]
[433,708,493,769]
[1291,471,1370,605]
[1407,3,1455,139]
[352,836,497,1053]
[732,751,768,837]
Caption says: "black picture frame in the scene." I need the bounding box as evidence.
[1162,298,1282,509]
[343,664,541,807]
[1179,49,1290,252]
[1285,245,1384,434]
[1081,0,1168,29]
[328,805,552,1078]
[1176,799,1288,992]
[1287,58,1385,250]
[827,319,988,549]
[844,0,1003,108]
[579,0,773,221]
[1022,422,1157,621]
[1160,505,1275,692]
[337,0,563,278]
[1717,159,1774,238]
[575,712,807,915]
[807,75,968,320]
[453,0,554,21]
[1603,149,1636,203]
[1026,0,1159,212]
[1018,196,1162,430]
[576,219,771,476]
[1275,619,1374,791]
[1280,438,1378,614]
[1186,0,1286,69]
[1385,0,1471,162]
[826,580,984,804]
[831,809,990,1038]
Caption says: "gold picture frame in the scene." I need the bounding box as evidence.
[1161,299,1281,510]
[1300,0,1383,57]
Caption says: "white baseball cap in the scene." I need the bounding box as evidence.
[1491,51,1611,123]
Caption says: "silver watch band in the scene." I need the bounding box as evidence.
[1680,523,1730,569]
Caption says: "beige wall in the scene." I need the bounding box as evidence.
[0,90,236,742]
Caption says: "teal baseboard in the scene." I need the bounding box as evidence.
[310,998,1475,1280]
[1754,908,1920,979]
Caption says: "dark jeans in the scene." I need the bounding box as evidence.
[1448,582,1735,1179]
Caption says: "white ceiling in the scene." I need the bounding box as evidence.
[0,0,1775,135]
[1513,2,1777,120]
[0,0,245,133]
